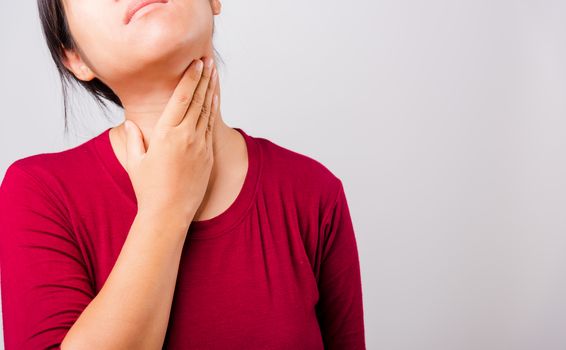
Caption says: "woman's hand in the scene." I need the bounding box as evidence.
[123,57,219,227]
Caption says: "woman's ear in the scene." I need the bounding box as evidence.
[61,45,95,82]
[211,0,222,15]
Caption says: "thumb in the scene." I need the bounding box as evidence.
[124,120,145,165]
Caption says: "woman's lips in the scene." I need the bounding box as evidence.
[124,0,168,25]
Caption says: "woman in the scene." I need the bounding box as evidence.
[0,0,365,348]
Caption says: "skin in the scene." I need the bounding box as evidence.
[60,0,247,222]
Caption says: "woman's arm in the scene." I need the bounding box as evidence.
[0,162,193,350]
[316,177,366,349]
[61,209,191,350]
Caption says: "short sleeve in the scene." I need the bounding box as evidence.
[0,162,96,349]
[315,178,366,349]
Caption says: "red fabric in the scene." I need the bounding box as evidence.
[0,127,365,349]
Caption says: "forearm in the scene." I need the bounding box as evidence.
[61,209,192,349]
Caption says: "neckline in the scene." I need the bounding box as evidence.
[92,125,262,239]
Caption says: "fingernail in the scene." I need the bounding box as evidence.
[196,60,203,72]
[207,57,214,68]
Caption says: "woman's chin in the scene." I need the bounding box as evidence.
[121,48,200,80]
[128,26,205,58]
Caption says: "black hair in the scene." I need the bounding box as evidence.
[36,0,223,135]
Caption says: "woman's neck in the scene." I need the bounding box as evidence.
[109,109,245,194]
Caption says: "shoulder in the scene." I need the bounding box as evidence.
[252,134,343,209]
[1,130,103,199]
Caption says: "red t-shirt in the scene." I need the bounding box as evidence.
[0,127,365,349]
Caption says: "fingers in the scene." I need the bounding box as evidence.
[205,92,219,154]
[194,65,218,136]
[155,59,204,130]
[207,76,220,139]
[180,57,215,132]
